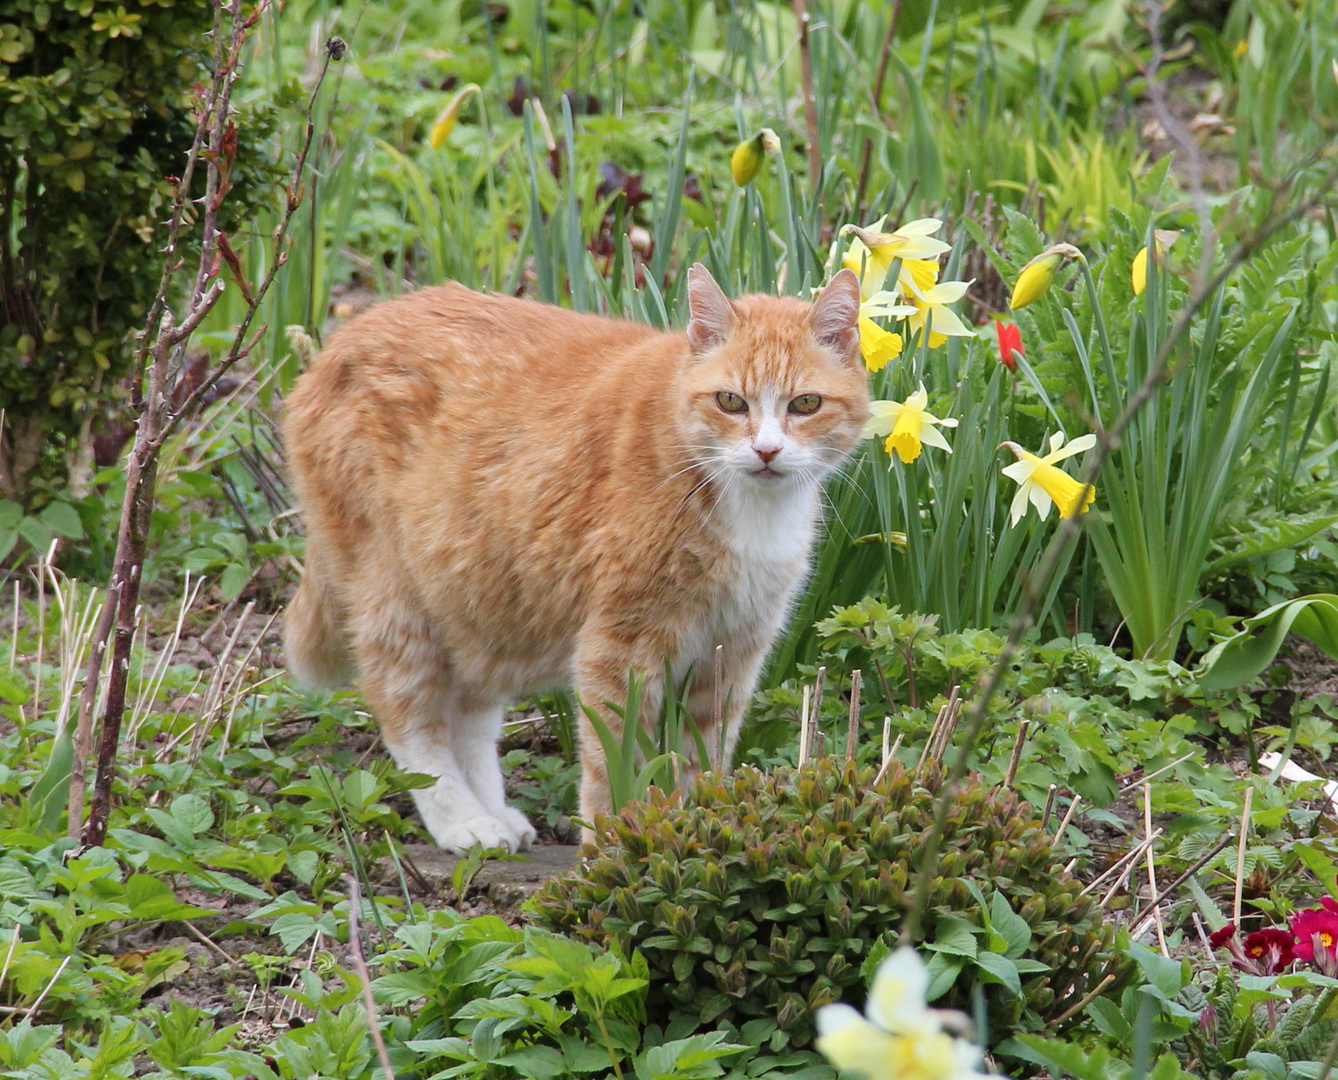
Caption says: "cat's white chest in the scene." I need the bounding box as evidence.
[709,484,817,636]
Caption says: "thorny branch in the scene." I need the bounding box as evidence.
[71,3,343,844]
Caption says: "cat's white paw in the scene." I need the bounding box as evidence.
[496,805,537,851]
[428,814,521,855]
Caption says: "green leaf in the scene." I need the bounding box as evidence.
[16,515,54,553]
[0,670,30,704]
[924,952,963,1002]
[126,874,212,921]
[29,724,73,834]
[989,893,1032,958]
[1126,940,1186,1000]
[925,916,979,958]
[973,951,1022,996]
[219,561,250,601]
[1201,594,1338,688]
[169,793,215,836]
[495,1045,566,1079]
[37,501,84,539]
[286,849,320,885]
[1207,510,1338,574]
[1295,843,1338,901]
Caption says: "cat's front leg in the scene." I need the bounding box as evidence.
[572,627,669,839]
[358,648,534,854]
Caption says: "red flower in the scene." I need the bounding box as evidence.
[996,320,1024,371]
[1291,902,1338,975]
[1242,928,1295,973]
[1210,921,1295,975]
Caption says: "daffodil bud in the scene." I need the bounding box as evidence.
[429,83,482,148]
[1131,229,1182,296]
[1009,243,1081,310]
[730,128,780,187]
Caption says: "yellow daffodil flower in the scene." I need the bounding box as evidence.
[1131,229,1182,295]
[1000,432,1098,524]
[1009,243,1082,309]
[906,278,976,349]
[815,949,992,1080]
[429,84,482,148]
[859,318,903,372]
[862,382,958,463]
[840,218,950,299]
[857,292,915,372]
[731,128,781,186]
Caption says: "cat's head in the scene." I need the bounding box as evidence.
[679,264,870,491]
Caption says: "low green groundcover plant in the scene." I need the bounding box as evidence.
[532,758,1131,1051]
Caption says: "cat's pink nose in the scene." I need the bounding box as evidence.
[754,445,780,463]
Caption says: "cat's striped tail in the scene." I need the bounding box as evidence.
[283,545,355,690]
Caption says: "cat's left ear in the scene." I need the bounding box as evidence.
[809,269,861,365]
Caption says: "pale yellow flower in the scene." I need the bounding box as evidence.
[731,129,781,186]
[429,84,482,147]
[841,218,950,299]
[906,278,975,349]
[1000,432,1098,524]
[1009,243,1081,309]
[862,382,958,463]
[1131,230,1182,295]
[815,949,991,1080]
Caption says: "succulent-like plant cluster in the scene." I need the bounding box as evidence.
[532,758,1129,1049]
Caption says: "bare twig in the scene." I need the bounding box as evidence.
[1081,828,1162,897]
[797,684,812,768]
[77,16,342,845]
[1118,751,1198,794]
[1129,829,1234,939]
[1143,784,1169,955]
[1004,717,1030,789]
[344,874,397,1080]
[1051,795,1082,846]
[1234,785,1254,925]
[23,955,71,1022]
[846,669,861,763]
[184,922,239,968]
[1048,974,1117,1029]
[0,923,20,995]
[791,0,821,187]
[855,0,902,217]
[1041,784,1058,830]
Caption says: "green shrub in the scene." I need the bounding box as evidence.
[531,758,1130,1051]
[0,0,279,501]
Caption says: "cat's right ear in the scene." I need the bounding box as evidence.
[686,263,737,355]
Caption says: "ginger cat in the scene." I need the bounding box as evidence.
[283,264,868,852]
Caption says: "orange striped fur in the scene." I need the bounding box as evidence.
[282,266,867,850]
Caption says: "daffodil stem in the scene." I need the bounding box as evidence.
[1077,256,1119,411]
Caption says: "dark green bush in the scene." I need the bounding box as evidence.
[532,758,1129,1051]
[0,0,279,501]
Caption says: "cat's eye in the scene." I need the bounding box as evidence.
[789,394,823,415]
[716,391,748,414]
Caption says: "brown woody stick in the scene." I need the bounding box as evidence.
[792,0,821,187]
[76,4,341,845]
[855,0,902,219]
